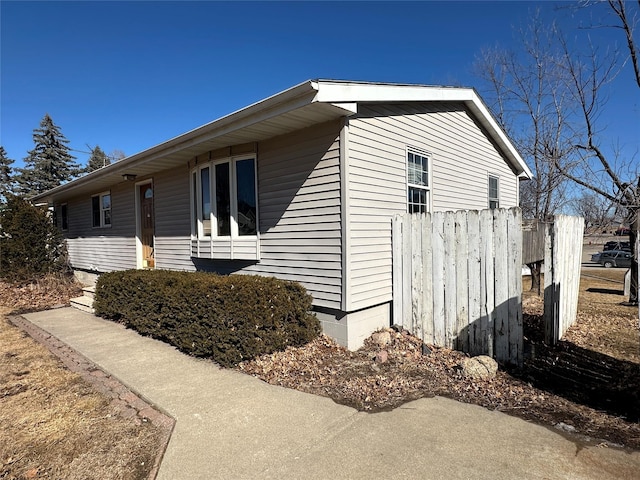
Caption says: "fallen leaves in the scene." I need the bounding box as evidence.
[240,276,640,449]
[0,274,82,314]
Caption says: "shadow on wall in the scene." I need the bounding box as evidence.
[429,296,522,368]
[191,258,257,275]
[257,121,341,234]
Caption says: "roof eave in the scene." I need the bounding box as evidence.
[32,80,322,203]
[33,80,532,204]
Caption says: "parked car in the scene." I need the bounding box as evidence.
[615,227,631,236]
[603,241,631,252]
[597,250,633,268]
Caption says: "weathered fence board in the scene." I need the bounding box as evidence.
[467,211,481,355]
[393,208,584,363]
[543,215,584,344]
[507,209,523,363]
[522,219,546,264]
[392,208,523,366]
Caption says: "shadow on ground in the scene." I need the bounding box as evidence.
[586,287,625,295]
[517,313,639,422]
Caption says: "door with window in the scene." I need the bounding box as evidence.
[139,184,155,268]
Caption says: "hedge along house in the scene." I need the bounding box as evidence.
[33,80,532,349]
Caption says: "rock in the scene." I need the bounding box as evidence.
[421,343,432,356]
[460,355,498,380]
[391,324,406,334]
[555,422,576,433]
[371,331,392,347]
[374,350,389,364]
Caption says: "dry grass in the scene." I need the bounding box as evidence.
[569,269,639,363]
[523,269,639,363]
[0,278,165,480]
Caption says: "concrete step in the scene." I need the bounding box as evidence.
[82,285,96,300]
[70,295,95,314]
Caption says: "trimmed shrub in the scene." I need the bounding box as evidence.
[0,195,69,283]
[94,270,320,367]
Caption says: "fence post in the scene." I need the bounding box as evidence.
[543,219,558,344]
[392,215,403,327]
[543,215,584,344]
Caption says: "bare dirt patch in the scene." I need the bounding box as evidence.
[239,270,640,450]
[0,278,168,480]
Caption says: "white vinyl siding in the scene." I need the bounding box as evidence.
[190,122,342,308]
[64,182,136,272]
[248,121,342,308]
[60,122,342,309]
[154,167,195,271]
[346,102,519,311]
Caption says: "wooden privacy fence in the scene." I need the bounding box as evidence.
[544,215,584,344]
[392,208,523,366]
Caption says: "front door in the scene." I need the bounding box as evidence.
[139,183,155,268]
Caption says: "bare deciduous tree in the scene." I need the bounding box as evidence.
[476,3,639,305]
[570,192,615,231]
[554,1,639,305]
[474,15,573,292]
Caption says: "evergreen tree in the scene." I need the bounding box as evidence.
[14,114,80,197]
[0,195,68,282]
[85,145,111,173]
[0,146,15,202]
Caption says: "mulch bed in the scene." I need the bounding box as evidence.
[239,317,640,450]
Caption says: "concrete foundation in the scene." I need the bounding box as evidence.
[315,302,391,350]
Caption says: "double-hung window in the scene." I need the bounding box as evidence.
[407,148,430,214]
[60,204,68,231]
[192,156,257,239]
[92,192,111,228]
[488,175,499,209]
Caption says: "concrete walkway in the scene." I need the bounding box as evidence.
[21,308,640,480]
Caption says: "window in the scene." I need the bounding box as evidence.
[61,204,68,231]
[488,175,499,209]
[92,192,111,228]
[193,156,257,238]
[407,148,430,213]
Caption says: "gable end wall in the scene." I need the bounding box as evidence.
[346,102,519,312]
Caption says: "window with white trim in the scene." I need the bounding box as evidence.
[488,175,499,209]
[192,156,257,238]
[407,148,430,214]
[92,192,111,228]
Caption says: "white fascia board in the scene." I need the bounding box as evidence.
[314,81,475,103]
[466,90,533,179]
[329,102,358,115]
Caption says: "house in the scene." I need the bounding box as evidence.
[32,80,532,349]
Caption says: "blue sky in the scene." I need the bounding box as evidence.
[1,1,638,173]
